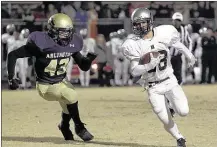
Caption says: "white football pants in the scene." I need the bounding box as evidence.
[15,58,28,88]
[79,68,90,87]
[147,74,189,140]
[114,57,130,86]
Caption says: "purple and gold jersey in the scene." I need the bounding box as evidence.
[8,31,97,84]
[28,31,83,84]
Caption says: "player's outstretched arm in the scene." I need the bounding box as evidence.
[72,52,97,71]
[7,43,36,89]
[171,41,196,67]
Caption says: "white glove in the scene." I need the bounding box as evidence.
[146,53,161,70]
[187,55,197,68]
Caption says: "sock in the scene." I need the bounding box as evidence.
[67,101,83,125]
[61,112,71,126]
[164,122,184,140]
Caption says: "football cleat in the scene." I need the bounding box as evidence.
[58,123,74,140]
[177,138,186,147]
[75,123,94,141]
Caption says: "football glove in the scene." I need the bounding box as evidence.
[8,78,20,90]
[147,52,161,70]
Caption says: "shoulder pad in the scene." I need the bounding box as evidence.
[70,33,83,52]
[155,25,180,46]
[122,39,141,61]
[27,31,52,49]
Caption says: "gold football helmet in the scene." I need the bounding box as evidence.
[47,13,75,46]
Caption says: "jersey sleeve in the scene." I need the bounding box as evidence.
[168,26,180,46]
[27,31,51,50]
[158,25,180,47]
[122,39,141,61]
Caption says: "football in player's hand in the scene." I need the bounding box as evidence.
[139,51,160,64]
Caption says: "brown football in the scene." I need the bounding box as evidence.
[139,51,160,64]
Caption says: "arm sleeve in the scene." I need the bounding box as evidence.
[7,42,39,79]
[72,52,97,71]
[171,41,194,60]
[130,59,150,77]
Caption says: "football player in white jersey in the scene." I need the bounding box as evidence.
[122,8,196,147]
[110,31,123,86]
[115,29,130,86]
[2,24,16,55]
[106,32,116,86]
[1,24,16,79]
[79,28,96,87]
[12,29,30,89]
[2,24,16,61]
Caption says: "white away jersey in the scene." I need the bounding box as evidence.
[122,25,180,83]
[2,33,15,54]
[111,37,123,56]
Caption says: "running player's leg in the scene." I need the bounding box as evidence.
[114,58,122,86]
[123,58,130,86]
[165,85,189,117]
[36,81,93,141]
[19,59,27,88]
[60,80,94,141]
[36,82,74,140]
[148,91,184,140]
[79,68,85,87]
[84,70,90,87]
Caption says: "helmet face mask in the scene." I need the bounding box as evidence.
[132,19,152,36]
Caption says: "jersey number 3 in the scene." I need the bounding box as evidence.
[158,50,167,71]
[44,58,70,76]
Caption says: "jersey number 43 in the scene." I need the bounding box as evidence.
[44,58,70,76]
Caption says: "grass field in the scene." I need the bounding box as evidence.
[2,85,217,147]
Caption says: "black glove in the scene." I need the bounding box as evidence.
[87,52,98,61]
[8,78,20,90]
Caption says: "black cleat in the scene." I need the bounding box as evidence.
[58,123,74,140]
[75,123,94,141]
[177,138,186,147]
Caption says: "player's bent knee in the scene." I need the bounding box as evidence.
[153,107,164,114]
[178,107,189,117]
